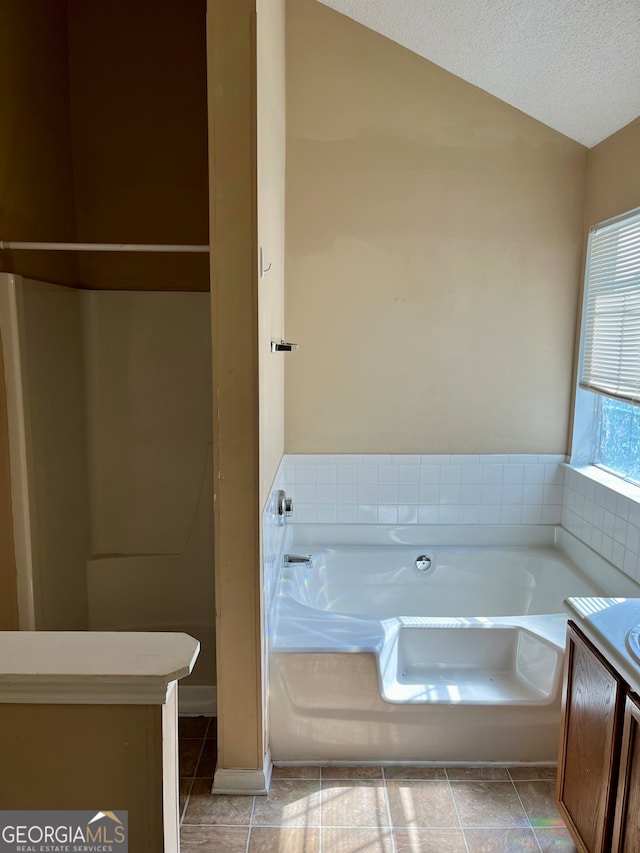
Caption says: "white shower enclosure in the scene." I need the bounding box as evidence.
[0,273,215,713]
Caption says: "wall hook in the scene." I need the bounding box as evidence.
[259,246,272,278]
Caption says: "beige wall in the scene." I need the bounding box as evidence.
[66,0,209,291]
[285,0,588,454]
[0,1,209,626]
[0,702,168,851]
[584,117,640,228]
[0,1,78,287]
[83,292,214,685]
[258,0,286,509]
[207,0,285,777]
[0,1,209,292]
[0,332,18,630]
[17,279,89,630]
[83,293,212,556]
[207,0,263,773]
[0,3,78,625]
[257,0,286,762]
[0,3,210,621]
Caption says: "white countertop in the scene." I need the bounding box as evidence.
[0,631,200,705]
[564,597,640,696]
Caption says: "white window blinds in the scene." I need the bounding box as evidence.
[580,206,640,404]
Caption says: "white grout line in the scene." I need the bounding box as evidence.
[245,800,257,852]
[381,766,398,853]
[194,736,208,778]
[244,796,257,853]
[178,781,190,828]
[319,768,323,853]
[509,778,544,853]
[445,770,471,853]
[178,734,208,829]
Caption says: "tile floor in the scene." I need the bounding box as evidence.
[178,718,577,853]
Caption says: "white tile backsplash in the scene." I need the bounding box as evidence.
[398,466,420,484]
[441,465,462,484]
[357,464,378,484]
[317,484,337,504]
[398,504,418,524]
[398,483,419,503]
[440,484,461,505]
[461,483,482,504]
[377,484,399,503]
[503,464,524,484]
[460,464,483,483]
[282,453,566,526]
[336,464,358,484]
[379,464,400,484]
[377,504,398,524]
[562,465,640,583]
[419,465,441,484]
[317,464,337,484]
[336,483,357,503]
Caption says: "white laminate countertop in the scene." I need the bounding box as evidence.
[0,632,200,705]
[564,597,640,696]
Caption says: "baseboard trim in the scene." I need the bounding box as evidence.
[212,749,272,795]
[178,685,217,716]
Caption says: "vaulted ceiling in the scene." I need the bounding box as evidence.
[316,0,640,148]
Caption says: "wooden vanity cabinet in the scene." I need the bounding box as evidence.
[557,622,626,853]
[612,694,640,852]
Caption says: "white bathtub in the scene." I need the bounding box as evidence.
[288,545,596,618]
[269,524,639,763]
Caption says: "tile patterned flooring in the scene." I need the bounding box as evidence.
[179,718,577,852]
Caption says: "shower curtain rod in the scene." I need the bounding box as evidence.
[0,240,209,253]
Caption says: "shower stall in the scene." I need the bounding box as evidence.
[0,272,215,712]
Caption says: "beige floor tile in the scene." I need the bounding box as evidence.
[393,827,466,852]
[180,739,204,777]
[384,766,447,781]
[179,716,211,739]
[451,781,528,827]
[509,765,557,782]
[183,779,253,825]
[386,780,459,828]
[446,767,510,781]
[252,780,321,827]
[180,825,249,852]
[514,780,565,827]
[321,766,383,779]
[273,766,321,780]
[464,828,540,852]
[321,781,390,828]
[195,738,217,779]
[248,827,320,852]
[321,827,394,852]
[535,826,578,851]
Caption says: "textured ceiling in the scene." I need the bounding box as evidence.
[316,0,640,147]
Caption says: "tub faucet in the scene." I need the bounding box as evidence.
[283,554,313,569]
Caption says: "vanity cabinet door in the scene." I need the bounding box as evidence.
[612,694,640,852]
[557,622,625,853]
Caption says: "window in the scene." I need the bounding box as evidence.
[576,206,640,484]
[598,397,640,483]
